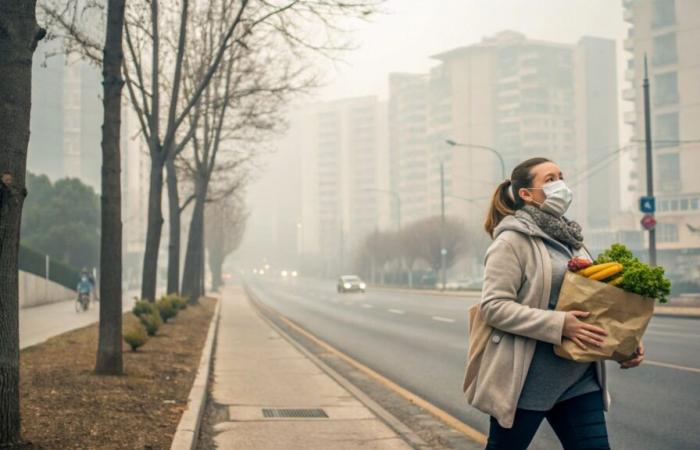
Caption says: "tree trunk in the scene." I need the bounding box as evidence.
[140,156,164,302]
[0,1,44,445]
[209,250,224,292]
[181,187,205,303]
[165,157,180,294]
[95,0,126,376]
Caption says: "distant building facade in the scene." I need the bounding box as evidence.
[623,0,700,285]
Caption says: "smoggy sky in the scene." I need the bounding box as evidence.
[316,0,628,102]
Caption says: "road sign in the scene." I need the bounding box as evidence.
[640,196,656,213]
[641,214,657,231]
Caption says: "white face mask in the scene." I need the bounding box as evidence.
[529,180,573,217]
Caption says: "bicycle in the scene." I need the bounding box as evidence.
[75,292,90,312]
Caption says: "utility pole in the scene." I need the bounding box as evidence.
[643,55,657,266]
[440,161,447,291]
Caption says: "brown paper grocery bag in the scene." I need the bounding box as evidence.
[463,304,492,397]
[554,271,655,362]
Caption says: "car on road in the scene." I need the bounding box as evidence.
[337,275,366,293]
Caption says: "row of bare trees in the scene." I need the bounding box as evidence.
[355,216,470,286]
[1,0,382,445]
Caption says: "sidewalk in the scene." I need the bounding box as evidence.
[206,285,414,450]
[20,293,136,350]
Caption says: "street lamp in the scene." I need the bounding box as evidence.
[445,139,507,180]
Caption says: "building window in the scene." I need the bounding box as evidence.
[652,0,676,28]
[654,72,678,105]
[657,223,679,243]
[660,200,669,212]
[681,199,689,210]
[653,33,677,66]
[658,153,681,192]
[655,113,679,147]
[692,198,699,210]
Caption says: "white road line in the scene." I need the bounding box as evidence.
[645,330,699,339]
[432,316,456,323]
[361,304,374,309]
[388,309,405,315]
[344,301,353,306]
[645,360,700,374]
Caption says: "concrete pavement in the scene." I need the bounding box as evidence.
[20,293,136,350]
[247,276,700,450]
[204,285,415,450]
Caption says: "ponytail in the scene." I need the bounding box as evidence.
[484,180,516,238]
[483,157,551,238]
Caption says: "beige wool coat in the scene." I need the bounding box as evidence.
[464,211,610,429]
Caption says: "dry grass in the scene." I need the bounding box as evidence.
[20,297,216,450]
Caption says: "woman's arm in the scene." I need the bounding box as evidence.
[480,238,567,345]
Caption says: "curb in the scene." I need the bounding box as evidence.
[170,297,222,450]
[244,284,433,449]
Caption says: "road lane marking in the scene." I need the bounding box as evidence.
[361,304,374,309]
[645,330,698,339]
[344,301,353,306]
[270,311,487,445]
[388,309,405,315]
[432,316,455,323]
[644,360,700,374]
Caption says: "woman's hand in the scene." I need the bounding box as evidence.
[620,343,645,369]
[562,311,608,350]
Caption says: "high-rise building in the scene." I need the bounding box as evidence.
[389,31,619,237]
[29,47,102,190]
[388,73,430,225]
[238,97,390,276]
[622,0,700,281]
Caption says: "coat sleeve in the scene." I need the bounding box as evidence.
[480,238,566,345]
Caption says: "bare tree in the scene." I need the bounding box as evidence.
[95,0,126,376]
[205,195,247,291]
[43,0,383,301]
[41,0,254,300]
[0,2,45,445]
[410,216,468,275]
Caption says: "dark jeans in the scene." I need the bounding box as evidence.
[486,391,610,450]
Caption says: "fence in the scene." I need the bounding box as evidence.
[18,245,81,291]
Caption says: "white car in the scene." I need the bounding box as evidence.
[337,275,366,293]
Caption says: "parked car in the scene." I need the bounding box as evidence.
[444,277,483,291]
[337,275,366,293]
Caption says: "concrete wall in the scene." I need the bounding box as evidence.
[19,271,76,309]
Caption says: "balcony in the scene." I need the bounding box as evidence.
[624,37,635,52]
[624,8,634,23]
[623,88,636,101]
[625,68,635,81]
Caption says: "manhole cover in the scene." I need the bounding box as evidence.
[262,408,329,419]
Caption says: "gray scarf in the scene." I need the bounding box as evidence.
[522,205,584,250]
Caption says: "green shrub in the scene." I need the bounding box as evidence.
[123,326,148,351]
[139,312,162,336]
[168,294,188,311]
[133,299,157,318]
[156,297,179,323]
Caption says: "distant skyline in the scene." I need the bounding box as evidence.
[315,0,628,102]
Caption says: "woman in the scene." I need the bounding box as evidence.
[471,158,644,450]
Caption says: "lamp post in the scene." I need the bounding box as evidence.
[445,139,507,180]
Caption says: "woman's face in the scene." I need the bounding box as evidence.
[518,161,564,206]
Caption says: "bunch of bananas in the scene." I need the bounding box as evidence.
[576,262,624,286]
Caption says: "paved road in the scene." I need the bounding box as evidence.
[247,276,700,450]
[20,294,137,350]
